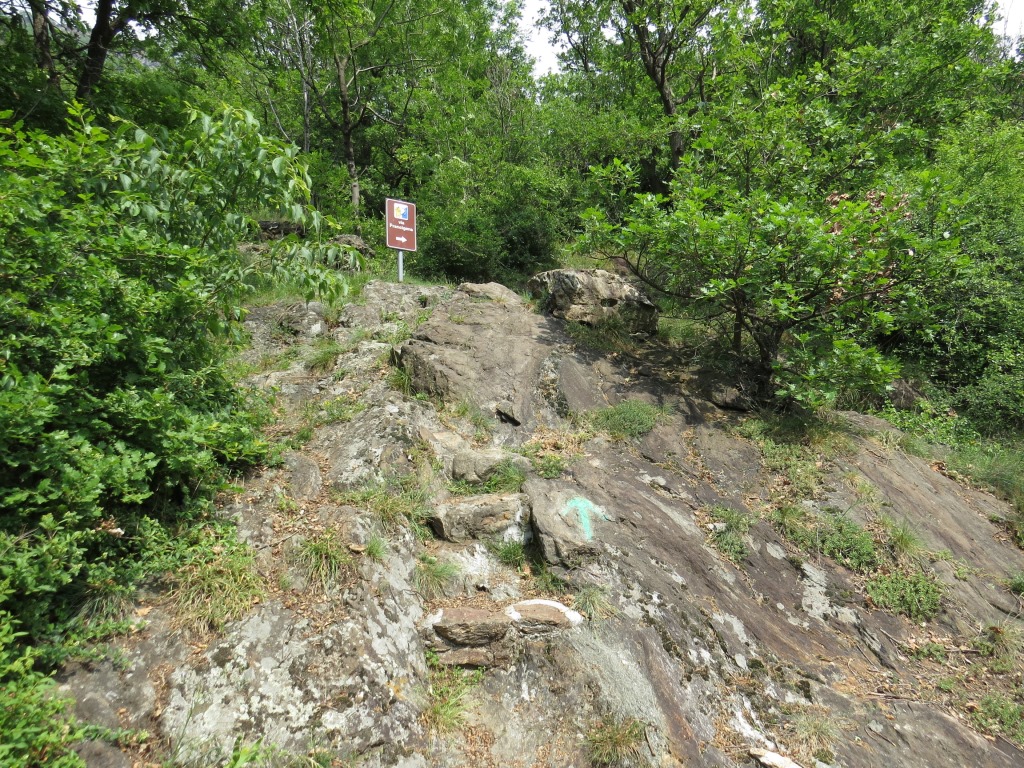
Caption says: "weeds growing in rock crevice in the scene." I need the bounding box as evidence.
[165,527,266,637]
[414,554,459,600]
[585,715,645,767]
[703,504,752,563]
[448,459,526,496]
[422,653,484,734]
[293,528,352,593]
[334,477,432,539]
[573,585,617,620]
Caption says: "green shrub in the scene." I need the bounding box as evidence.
[866,570,943,621]
[0,105,347,657]
[417,162,562,283]
[816,510,879,573]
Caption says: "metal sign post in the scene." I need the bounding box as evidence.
[385,198,417,283]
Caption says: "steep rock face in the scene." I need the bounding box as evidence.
[63,280,1024,768]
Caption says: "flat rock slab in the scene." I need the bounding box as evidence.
[283,451,322,500]
[397,285,564,431]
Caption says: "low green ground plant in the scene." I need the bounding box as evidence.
[969,694,1024,746]
[449,459,526,496]
[588,400,665,440]
[706,505,752,563]
[866,569,943,621]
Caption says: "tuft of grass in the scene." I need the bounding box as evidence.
[588,400,665,440]
[375,319,412,346]
[573,584,617,620]
[866,569,943,621]
[365,535,387,563]
[169,539,265,635]
[529,557,567,595]
[586,716,644,767]
[422,656,484,733]
[791,709,842,764]
[294,529,352,591]
[387,365,414,396]
[706,504,751,563]
[489,460,527,492]
[304,395,366,427]
[488,539,526,570]
[305,337,347,373]
[335,479,431,537]
[414,554,459,600]
[973,621,1024,673]
[878,514,924,563]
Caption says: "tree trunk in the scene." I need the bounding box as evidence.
[75,0,118,100]
[28,0,58,83]
[334,48,361,233]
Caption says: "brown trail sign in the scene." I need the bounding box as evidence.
[385,198,417,252]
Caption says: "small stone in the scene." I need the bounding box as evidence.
[435,607,512,646]
[505,599,584,634]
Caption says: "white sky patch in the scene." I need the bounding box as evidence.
[520,0,563,77]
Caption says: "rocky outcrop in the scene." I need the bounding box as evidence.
[528,268,659,334]
[62,279,1024,768]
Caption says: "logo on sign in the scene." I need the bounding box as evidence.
[394,203,409,221]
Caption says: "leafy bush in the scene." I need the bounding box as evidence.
[417,161,562,282]
[0,611,86,767]
[0,106,344,656]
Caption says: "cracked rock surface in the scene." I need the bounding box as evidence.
[62,280,1024,768]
